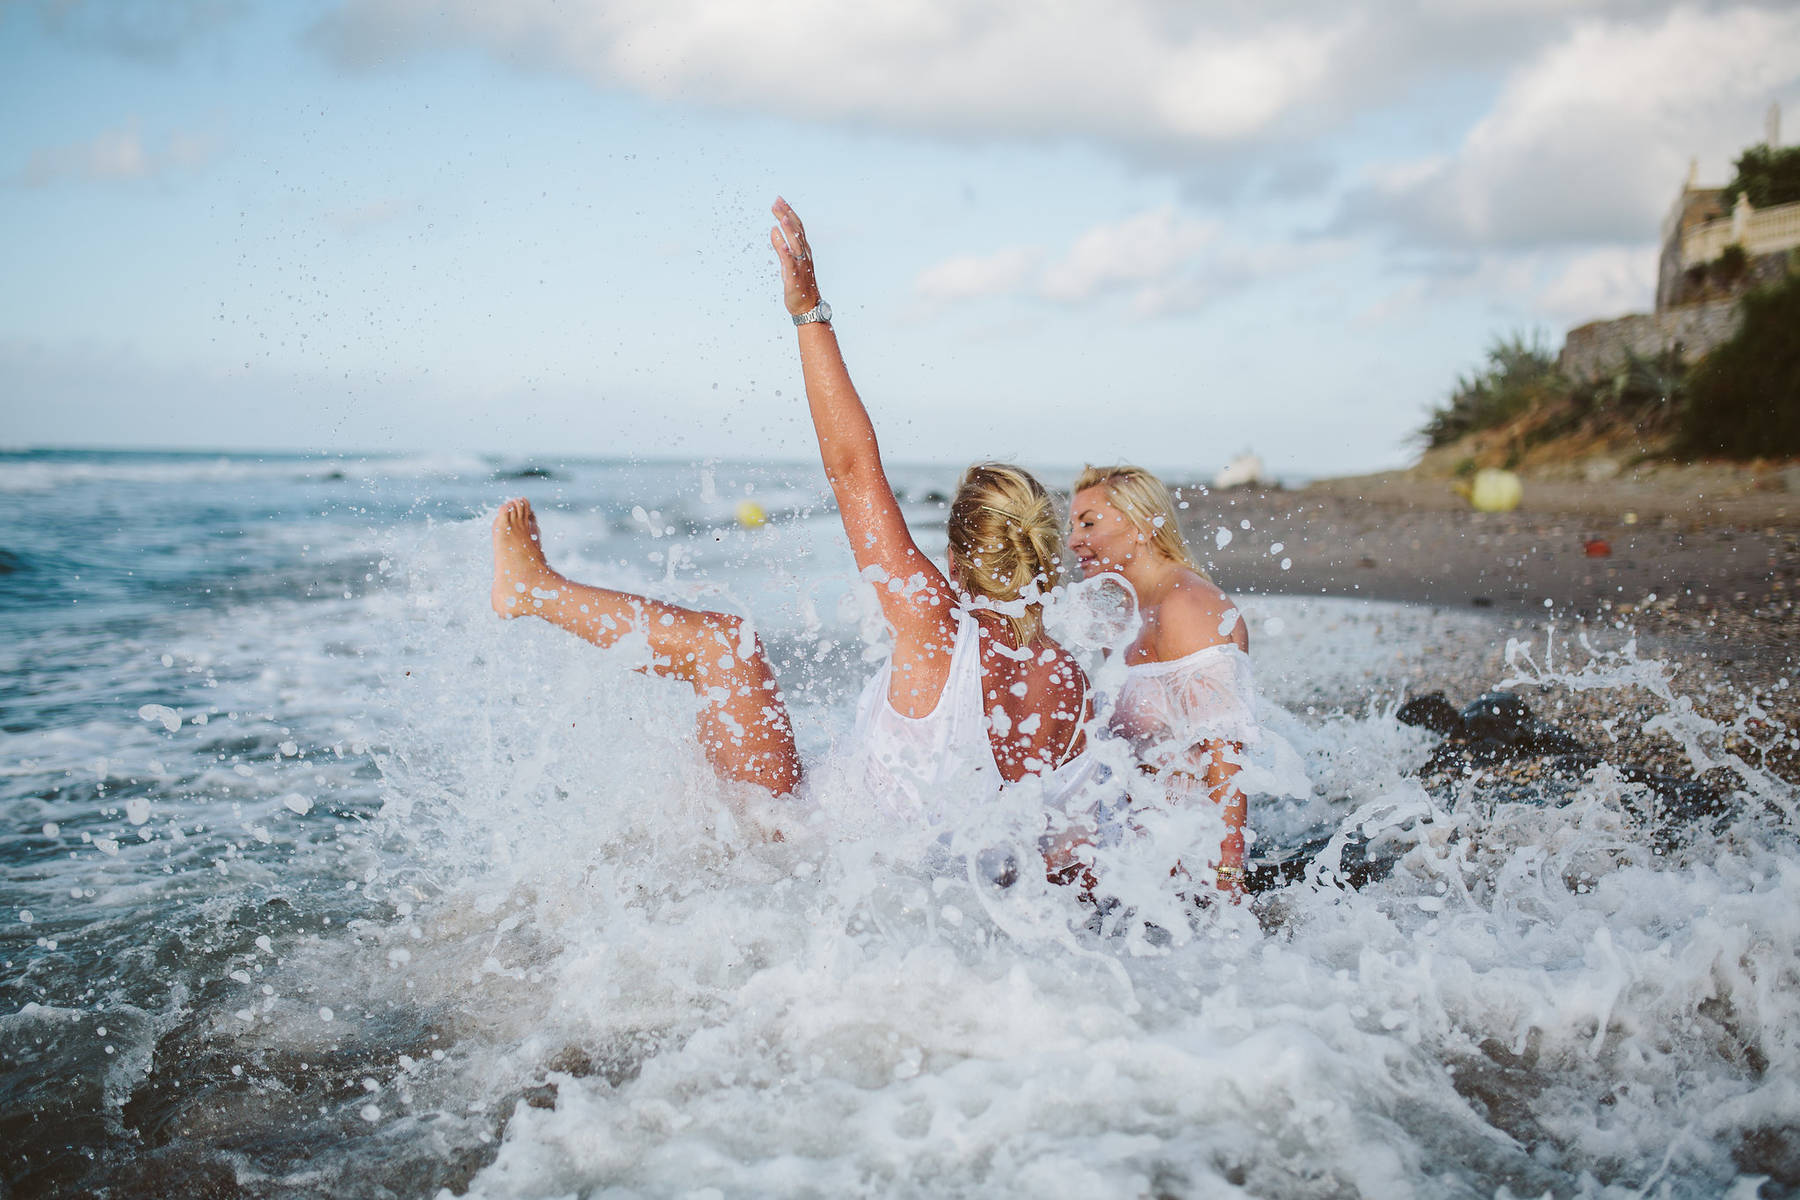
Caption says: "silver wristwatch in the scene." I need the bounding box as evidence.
[792,300,832,327]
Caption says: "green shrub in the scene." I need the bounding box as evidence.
[1420,332,1561,448]
[1579,347,1688,413]
[1677,273,1800,458]
[1720,144,1800,212]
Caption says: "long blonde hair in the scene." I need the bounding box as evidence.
[948,462,1065,645]
[1072,463,1206,576]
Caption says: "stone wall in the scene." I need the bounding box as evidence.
[1659,245,1794,310]
[1557,300,1741,381]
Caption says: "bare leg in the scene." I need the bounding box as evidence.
[491,498,801,797]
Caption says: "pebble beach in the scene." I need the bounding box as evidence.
[1173,465,1800,786]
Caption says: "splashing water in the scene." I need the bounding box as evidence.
[3,452,1797,1198]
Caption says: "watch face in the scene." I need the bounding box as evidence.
[815,301,831,323]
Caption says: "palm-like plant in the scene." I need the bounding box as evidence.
[1420,332,1561,448]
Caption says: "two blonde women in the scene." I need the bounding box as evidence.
[490,200,1095,826]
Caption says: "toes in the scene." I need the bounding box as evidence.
[495,498,527,534]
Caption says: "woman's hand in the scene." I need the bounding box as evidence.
[770,197,824,317]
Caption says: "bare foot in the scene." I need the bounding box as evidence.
[491,498,556,617]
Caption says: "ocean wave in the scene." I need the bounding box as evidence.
[8,473,1799,1197]
[0,451,496,494]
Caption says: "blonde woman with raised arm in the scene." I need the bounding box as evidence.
[488,199,1096,831]
[1067,465,1254,898]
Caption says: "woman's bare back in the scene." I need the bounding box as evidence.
[971,614,1089,781]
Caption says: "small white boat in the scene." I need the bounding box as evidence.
[1212,452,1269,490]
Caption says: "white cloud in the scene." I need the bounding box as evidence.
[19,123,217,186]
[306,2,1800,237]
[914,247,1041,303]
[913,206,1348,317]
[1534,246,1658,324]
[1039,207,1219,303]
[310,0,1352,150]
[1343,6,1800,248]
[1353,243,1658,334]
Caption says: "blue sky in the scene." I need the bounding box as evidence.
[3,1,1797,478]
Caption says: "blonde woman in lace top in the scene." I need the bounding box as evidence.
[1068,465,1253,898]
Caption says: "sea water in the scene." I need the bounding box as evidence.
[1,450,1796,1199]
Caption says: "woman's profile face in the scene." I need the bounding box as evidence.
[1069,485,1146,578]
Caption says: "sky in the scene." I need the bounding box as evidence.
[1,0,1797,478]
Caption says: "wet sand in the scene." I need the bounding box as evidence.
[1172,472,1800,783]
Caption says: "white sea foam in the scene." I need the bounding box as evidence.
[212,514,1794,1197]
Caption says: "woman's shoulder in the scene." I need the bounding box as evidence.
[1146,571,1247,659]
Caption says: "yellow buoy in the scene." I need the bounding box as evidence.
[735,500,767,529]
[1468,468,1523,513]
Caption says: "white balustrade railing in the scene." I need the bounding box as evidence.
[1681,197,1800,264]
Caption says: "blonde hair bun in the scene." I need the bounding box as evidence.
[947,462,1065,645]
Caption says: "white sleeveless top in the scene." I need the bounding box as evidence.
[852,610,1097,826]
[1110,642,1260,773]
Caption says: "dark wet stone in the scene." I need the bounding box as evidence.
[1460,692,1536,743]
[1735,1125,1800,1190]
[1397,692,1464,736]
[1456,692,1589,757]
[502,465,557,479]
[1245,851,1305,893]
[1247,831,1395,893]
[1610,765,1733,830]
[1447,1039,1551,1154]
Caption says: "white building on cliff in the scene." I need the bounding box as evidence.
[1561,106,1800,381]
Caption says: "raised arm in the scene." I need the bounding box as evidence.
[770,199,953,649]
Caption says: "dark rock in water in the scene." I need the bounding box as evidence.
[1403,689,1731,846]
[323,469,347,481]
[922,489,949,505]
[1247,830,1396,894]
[1455,692,1588,756]
[1246,849,1311,893]
[1611,764,1733,831]
[504,465,557,480]
[1460,691,1535,743]
[0,548,24,575]
[1735,1124,1800,1192]
[1397,692,1463,736]
[1256,687,1736,897]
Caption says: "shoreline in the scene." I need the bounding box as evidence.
[1172,474,1799,784]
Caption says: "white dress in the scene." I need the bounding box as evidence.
[1109,642,1260,774]
[851,610,1098,828]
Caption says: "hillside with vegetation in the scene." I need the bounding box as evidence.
[1414,143,1800,477]
[1415,271,1798,477]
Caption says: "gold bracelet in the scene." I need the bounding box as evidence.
[1215,865,1243,880]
